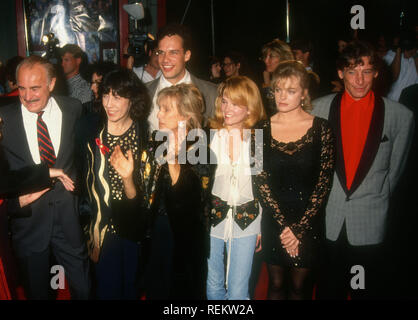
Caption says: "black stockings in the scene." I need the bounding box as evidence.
[267,264,311,300]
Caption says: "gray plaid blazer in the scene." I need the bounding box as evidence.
[312,93,415,246]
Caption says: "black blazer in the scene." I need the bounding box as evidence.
[0,96,85,253]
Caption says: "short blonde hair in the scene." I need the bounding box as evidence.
[271,60,312,112]
[157,83,204,130]
[261,39,294,62]
[209,76,266,129]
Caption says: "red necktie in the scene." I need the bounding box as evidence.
[37,111,56,167]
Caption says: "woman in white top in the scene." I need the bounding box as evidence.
[206,76,266,300]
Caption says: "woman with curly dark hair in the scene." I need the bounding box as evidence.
[77,68,151,299]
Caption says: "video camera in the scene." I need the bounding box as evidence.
[41,33,60,64]
[123,2,154,67]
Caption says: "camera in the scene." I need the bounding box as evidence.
[127,30,151,67]
[123,2,154,68]
[41,33,60,64]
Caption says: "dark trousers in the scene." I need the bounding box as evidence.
[15,213,90,300]
[94,232,141,300]
[316,223,386,300]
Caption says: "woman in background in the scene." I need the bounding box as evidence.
[260,39,294,117]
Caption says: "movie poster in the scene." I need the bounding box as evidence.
[24,0,119,63]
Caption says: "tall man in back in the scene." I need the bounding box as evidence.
[0,56,90,299]
[312,41,414,299]
[146,23,217,132]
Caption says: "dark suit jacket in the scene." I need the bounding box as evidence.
[0,96,85,254]
[0,163,51,197]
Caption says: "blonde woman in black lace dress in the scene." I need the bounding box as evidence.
[258,61,335,300]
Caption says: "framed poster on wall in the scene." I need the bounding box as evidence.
[17,0,121,63]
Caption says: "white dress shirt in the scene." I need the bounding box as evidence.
[21,97,62,164]
[383,50,418,101]
[148,70,192,132]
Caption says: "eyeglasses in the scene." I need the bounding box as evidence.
[155,49,182,57]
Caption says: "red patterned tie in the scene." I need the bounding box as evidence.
[37,111,56,167]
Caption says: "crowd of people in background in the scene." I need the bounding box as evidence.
[0,22,417,300]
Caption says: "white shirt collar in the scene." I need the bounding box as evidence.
[158,69,192,89]
[21,97,55,118]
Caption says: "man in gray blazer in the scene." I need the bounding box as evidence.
[312,41,414,299]
[146,23,217,132]
[0,56,90,299]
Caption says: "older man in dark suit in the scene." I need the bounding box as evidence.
[0,56,90,299]
[312,41,414,299]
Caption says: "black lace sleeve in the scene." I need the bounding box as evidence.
[256,170,288,233]
[290,119,335,240]
[254,120,288,233]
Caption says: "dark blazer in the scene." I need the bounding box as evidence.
[0,96,85,254]
[0,163,51,197]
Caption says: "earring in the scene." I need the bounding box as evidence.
[301,98,305,107]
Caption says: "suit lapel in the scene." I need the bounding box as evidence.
[348,95,385,196]
[328,93,349,196]
[54,97,70,164]
[7,105,35,165]
[329,93,385,198]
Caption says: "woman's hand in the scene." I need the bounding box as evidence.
[110,145,136,199]
[49,168,75,192]
[19,188,50,207]
[280,227,300,258]
[255,234,262,253]
[110,145,134,180]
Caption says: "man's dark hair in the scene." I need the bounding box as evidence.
[291,39,313,54]
[146,40,157,55]
[90,61,118,79]
[5,56,24,85]
[157,23,192,52]
[102,69,151,122]
[336,40,379,71]
[399,31,417,51]
[60,44,84,58]
[223,51,244,65]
